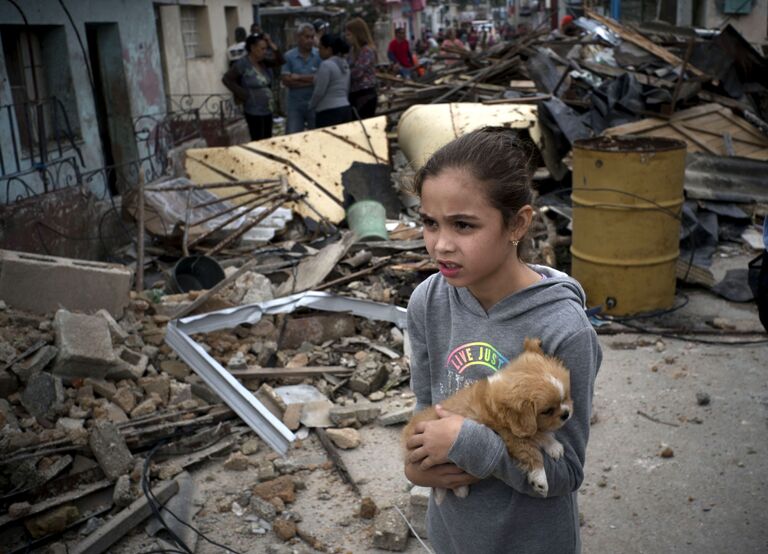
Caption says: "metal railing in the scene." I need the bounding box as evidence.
[0,96,84,178]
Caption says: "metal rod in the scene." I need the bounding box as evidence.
[187,190,284,249]
[191,182,281,209]
[188,190,275,229]
[8,105,20,172]
[144,178,279,192]
[205,196,290,256]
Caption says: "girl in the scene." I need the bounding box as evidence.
[309,34,353,129]
[345,17,378,119]
[222,33,284,141]
[404,127,601,553]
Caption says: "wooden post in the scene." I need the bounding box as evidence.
[136,175,145,293]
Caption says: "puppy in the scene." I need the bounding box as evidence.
[403,337,572,503]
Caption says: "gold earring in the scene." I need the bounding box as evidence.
[512,240,519,246]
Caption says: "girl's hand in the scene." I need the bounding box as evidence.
[405,405,464,470]
[404,461,479,489]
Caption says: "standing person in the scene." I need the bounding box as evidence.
[440,28,466,66]
[345,17,378,119]
[309,34,353,129]
[467,27,479,51]
[403,127,601,553]
[282,23,321,134]
[387,27,415,79]
[227,26,248,64]
[222,33,284,141]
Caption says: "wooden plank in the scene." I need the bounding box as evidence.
[0,479,112,530]
[71,479,179,554]
[669,123,718,153]
[230,366,352,379]
[586,9,706,77]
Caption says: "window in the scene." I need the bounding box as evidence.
[180,5,212,58]
[0,25,81,167]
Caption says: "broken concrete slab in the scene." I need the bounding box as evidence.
[53,310,117,379]
[88,421,134,481]
[280,313,357,349]
[21,372,66,421]
[0,249,132,317]
[378,405,414,426]
[348,362,389,395]
[96,309,128,344]
[10,345,58,384]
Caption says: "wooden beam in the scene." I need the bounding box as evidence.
[586,9,706,78]
[229,366,352,379]
[70,479,179,554]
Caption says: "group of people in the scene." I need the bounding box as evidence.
[222,18,378,142]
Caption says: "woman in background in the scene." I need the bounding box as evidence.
[345,17,378,119]
[222,33,284,140]
[309,34,353,128]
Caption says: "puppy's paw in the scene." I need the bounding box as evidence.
[545,439,564,460]
[453,485,469,499]
[528,468,548,496]
[434,487,447,505]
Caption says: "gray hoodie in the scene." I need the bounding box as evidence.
[407,265,602,554]
[308,55,350,113]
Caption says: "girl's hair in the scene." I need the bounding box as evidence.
[320,33,351,56]
[346,17,375,55]
[412,127,534,228]
[245,33,267,53]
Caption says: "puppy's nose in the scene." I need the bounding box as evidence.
[560,409,570,421]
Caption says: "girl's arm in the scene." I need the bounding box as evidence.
[446,325,601,498]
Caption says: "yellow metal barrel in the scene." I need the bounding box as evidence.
[570,136,687,316]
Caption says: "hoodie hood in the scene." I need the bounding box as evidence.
[330,55,348,73]
[453,263,588,321]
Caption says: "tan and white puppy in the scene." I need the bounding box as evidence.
[403,337,572,503]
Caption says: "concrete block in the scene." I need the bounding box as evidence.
[88,421,133,480]
[53,310,117,379]
[0,249,132,317]
[280,314,356,349]
[106,347,148,380]
[348,363,389,395]
[329,403,381,427]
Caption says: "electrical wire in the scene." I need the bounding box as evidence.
[142,438,244,554]
[610,319,768,345]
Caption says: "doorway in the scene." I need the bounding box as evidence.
[85,23,137,195]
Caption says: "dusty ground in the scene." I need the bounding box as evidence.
[106,253,767,554]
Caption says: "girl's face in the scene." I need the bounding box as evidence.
[420,168,528,309]
[318,43,332,59]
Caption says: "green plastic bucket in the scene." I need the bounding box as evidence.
[346,200,388,241]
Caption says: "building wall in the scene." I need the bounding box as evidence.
[157,0,254,111]
[0,0,165,202]
[700,0,768,45]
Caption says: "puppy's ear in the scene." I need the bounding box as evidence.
[523,338,544,355]
[509,399,537,438]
